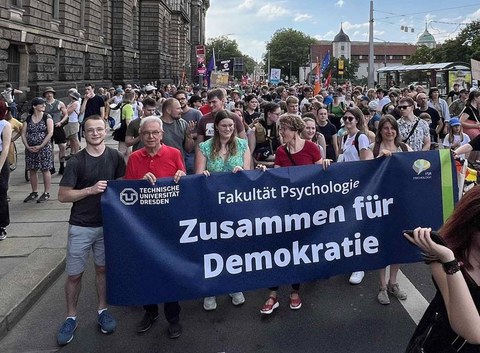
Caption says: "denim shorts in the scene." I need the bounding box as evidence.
[66,225,105,276]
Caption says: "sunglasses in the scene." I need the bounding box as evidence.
[398,105,411,110]
[343,115,355,122]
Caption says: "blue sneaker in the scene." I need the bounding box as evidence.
[57,318,77,346]
[97,310,116,334]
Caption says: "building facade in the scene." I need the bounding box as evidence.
[0,0,209,99]
[308,26,418,85]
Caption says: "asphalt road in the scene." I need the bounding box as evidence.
[0,259,435,353]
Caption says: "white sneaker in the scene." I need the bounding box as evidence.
[229,292,245,306]
[349,271,365,284]
[203,296,217,311]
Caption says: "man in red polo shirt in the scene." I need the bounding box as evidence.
[124,115,185,339]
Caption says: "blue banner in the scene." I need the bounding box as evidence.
[102,150,457,306]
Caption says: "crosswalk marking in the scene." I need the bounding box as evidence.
[397,269,429,325]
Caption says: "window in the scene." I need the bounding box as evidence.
[11,0,22,7]
[52,0,59,19]
[7,45,20,86]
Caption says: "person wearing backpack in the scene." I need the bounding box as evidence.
[340,107,373,285]
[20,97,54,203]
[369,115,412,305]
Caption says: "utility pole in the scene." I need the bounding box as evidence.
[267,47,271,84]
[368,0,375,88]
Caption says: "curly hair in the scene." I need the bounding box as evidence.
[279,114,305,133]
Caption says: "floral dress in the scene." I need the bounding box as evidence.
[25,116,53,171]
[199,137,247,172]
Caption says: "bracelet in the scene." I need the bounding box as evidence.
[442,259,460,275]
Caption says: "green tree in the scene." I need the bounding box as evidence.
[242,55,257,76]
[323,56,359,83]
[403,45,434,65]
[264,28,316,83]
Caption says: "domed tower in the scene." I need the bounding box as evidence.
[332,24,351,60]
[417,24,436,49]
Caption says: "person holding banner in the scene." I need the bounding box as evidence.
[195,110,250,311]
[404,187,480,352]
[124,116,185,338]
[370,115,411,305]
[56,115,126,346]
[339,107,374,285]
[260,114,329,314]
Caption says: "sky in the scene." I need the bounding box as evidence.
[205,0,480,62]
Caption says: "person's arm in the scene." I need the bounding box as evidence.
[331,134,339,159]
[20,120,29,150]
[99,104,105,120]
[125,134,140,148]
[454,143,473,157]
[242,145,251,170]
[316,133,327,159]
[183,121,195,153]
[405,228,480,344]
[79,95,89,115]
[460,111,479,129]
[57,102,69,127]
[0,123,12,170]
[58,182,107,203]
[422,133,431,151]
[194,146,208,175]
[359,147,373,160]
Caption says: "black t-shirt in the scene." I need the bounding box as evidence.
[243,111,260,125]
[59,147,126,227]
[317,122,337,160]
[462,105,480,123]
[85,95,106,118]
[469,134,480,150]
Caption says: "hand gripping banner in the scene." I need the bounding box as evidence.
[102,150,457,305]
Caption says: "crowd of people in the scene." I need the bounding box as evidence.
[1,79,480,350]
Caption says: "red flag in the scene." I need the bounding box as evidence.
[313,57,320,96]
[324,70,332,89]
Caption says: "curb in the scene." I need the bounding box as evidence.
[0,249,66,341]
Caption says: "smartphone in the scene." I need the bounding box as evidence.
[403,229,447,247]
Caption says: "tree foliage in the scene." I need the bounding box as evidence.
[264,28,317,82]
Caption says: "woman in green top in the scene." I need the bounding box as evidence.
[195,110,251,174]
[195,110,251,311]
[327,93,346,131]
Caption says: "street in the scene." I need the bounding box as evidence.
[0,259,435,353]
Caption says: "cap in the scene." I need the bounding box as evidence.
[459,88,468,94]
[449,117,461,126]
[145,84,157,92]
[32,97,46,106]
[42,87,56,96]
[69,91,81,100]
[360,95,370,102]
[115,88,124,94]
[368,101,379,111]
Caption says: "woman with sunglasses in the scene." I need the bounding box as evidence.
[260,114,330,315]
[340,107,373,285]
[397,97,431,151]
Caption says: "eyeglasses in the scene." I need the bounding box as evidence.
[398,105,412,110]
[343,116,355,122]
[85,128,105,134]
[142,131,161,137]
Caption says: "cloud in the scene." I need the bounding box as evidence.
[335,0,345,7]
[256,4,288,20]
[237,0,255,10]
[294,13,313,22]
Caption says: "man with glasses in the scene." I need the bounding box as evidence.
[397,97,431,151]
[125,97,157,152]
[56,115,126,346]
[449,88,469,117]
[414,93,442,144]
[125,116,185,339]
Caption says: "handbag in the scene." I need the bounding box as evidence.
[405,294,468,353]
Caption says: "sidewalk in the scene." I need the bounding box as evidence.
[0,135,117,340]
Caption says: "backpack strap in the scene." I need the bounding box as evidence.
[399,142,409,152]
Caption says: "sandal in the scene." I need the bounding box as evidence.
[289,292,302,310]
[260,296,279,315]
[37,192,50,203]
[23,192,38,203]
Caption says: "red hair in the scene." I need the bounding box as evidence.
[439,186,480,270]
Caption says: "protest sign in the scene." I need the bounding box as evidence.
[102,150,456,305]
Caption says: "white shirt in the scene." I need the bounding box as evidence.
[342,132,370,162]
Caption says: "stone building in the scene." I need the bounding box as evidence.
[0,0,209,100]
